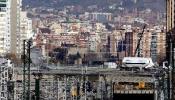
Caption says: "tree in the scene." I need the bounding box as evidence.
[6,53,21,64]
[68,52,81,64]
[53,47,68,64]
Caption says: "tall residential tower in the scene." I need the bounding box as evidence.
[166,0,175,100]
[0,0,11,55]
[0,0,21,56]
[0,0,32,57]
[166,0,174,32]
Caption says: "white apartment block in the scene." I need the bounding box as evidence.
[88,12,112,22]
[18,11,33,54]
[0,0,31,56]
[0,0,11,55]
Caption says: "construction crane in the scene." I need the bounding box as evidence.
[134,24,146,57]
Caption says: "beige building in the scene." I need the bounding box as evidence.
[166,0,175,60]
[132,27,166,63]
[166,1,175,99]
[114,27,166,63]
[10,0,21,55]
[19,11,33,54]
[166,0,174,32]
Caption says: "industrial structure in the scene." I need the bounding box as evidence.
[12,66,166,100]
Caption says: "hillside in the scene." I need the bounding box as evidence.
[22,0,165,12]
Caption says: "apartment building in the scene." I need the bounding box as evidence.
[0,0,11,55]
[114,26,166,63]
[166,0,175,66]
[0,58,14,100]
[132,27,166,63]
[0,0,32,57]
[88,12,112,22]
[19,11,33,54]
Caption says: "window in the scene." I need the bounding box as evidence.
[151,43,157,48]
[0,0,7,2]
[0,14,4,17]
[0,4,6,8]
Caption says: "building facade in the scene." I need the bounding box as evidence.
[0,58,14,100]
[115,27,166,63]
[19,11,33,54]
[166,0,175,100]
[89,12,112,22]
[132,28,166,63]
[0,0,11,55]
[166,0,174,32]
[0,0,32,57]
[10,0,21,55]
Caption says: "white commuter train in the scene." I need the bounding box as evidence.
[122,57,155,71]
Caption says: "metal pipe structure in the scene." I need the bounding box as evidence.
[23,40,26,100]
[27,40,31,100]
[23,40,31,100]
[35,78,40,100]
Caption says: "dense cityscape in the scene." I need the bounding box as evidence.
[0,0,174,100]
